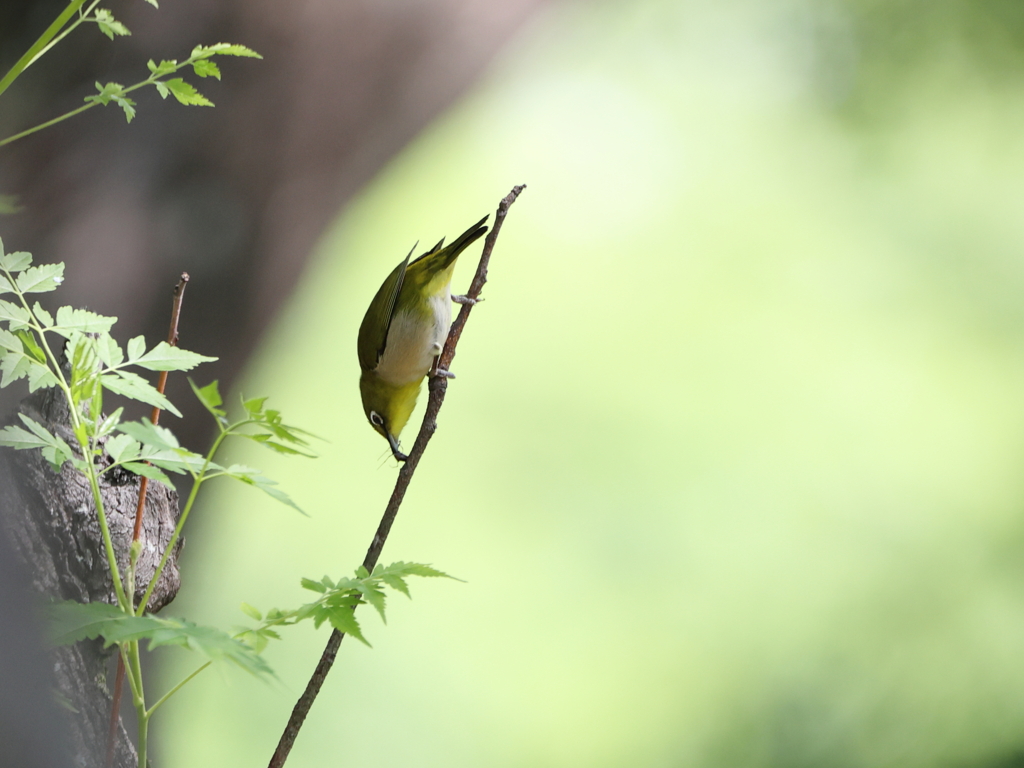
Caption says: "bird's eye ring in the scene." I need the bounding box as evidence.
[369,411,384,427]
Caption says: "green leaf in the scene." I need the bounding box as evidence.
[47,601,273,678]
[0,299,31,329]
[147,59,177,77]
[137,447,209,475]
[240,603,262,621]
[31,302,52,328]
[126,335,145,361]
[0,328,21,352]
[116,419,180,451]
[52,306,117,336]
[300,578,326,593]
[189,379,225,422]
[95,334,124,367]
[94,8,130,40]
[0,350,32,388]
[95,407,124,438]
[158,78,214,107]
[242,396,267,415]
[221,464,304,514]
[191,43,262,59]
[121,462,172,485]
[15,263,64,293]
[26,363,59,392]
[0,250,31,272]
[0,197,24,216]
[192,59,220,79]
[134,341,216,371]
[0,424,49,451]
[104,434,140,463]
[322,606,368,646]
[16,330,46,363]
[0,414,73,469]
[101,371,181,417]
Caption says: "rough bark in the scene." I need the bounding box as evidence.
[0,384,181,768]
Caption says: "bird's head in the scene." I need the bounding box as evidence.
[359,371,421,461]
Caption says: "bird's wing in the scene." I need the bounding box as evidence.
[357,244,414,370]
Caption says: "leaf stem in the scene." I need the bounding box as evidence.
[25,0,103,71]
[0,0,88,99]
[0,265,131,610]
[136,429,228,615]
[146,661,211,718]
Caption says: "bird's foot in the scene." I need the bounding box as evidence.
[452,294,481,305]
[431,368,456,380]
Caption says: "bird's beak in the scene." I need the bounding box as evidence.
[387,432,408,462]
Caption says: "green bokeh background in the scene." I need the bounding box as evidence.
[160,1,1024,765]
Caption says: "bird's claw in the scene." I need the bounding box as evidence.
[452,294,481,305]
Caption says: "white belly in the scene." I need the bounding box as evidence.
[375,291,451,386]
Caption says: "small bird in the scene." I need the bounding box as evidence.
[358,216,488,460]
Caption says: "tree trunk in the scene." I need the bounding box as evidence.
[0,385,181,768]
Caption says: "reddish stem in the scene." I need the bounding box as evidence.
[107,272,189,767]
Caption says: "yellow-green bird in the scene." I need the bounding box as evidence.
[358,216,488,460]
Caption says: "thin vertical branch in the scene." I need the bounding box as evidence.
[267,184,525,768]
[106,273,189,768]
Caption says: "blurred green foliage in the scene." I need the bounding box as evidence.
[157,1,1024,766]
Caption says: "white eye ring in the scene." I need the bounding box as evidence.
[369,411,384,427]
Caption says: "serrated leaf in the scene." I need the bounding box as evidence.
[148,59,177,77]
[160,78,214,107]
[101,371,180,417]
[0,250,31,272]
[0,274,12,294]
[359,583,387,623]
[240,603,262,621]
[0,414,73,468]
[94,9,130,40]
[323,606,368,645]
[0,350,32,388]
[31,302,52,327]
[0,328,20,352]
[242,396,266,415]
[137,448,209,475]
[0,298,32,328]
[26,362,59,392]
[379,573,410,598]
[95,407,124,438]
[47,601,273,678]
[126,336,145,361]
[116,419,180,450]
[192,43,262,59]
[121,462,171,485]
[113,94,136,123]
[192,59,220,79]
[221,464,305,514]
[15,263,64,294]
[95,334,124,367]
[189,378,225,421]
[134,341,216,371]
[300,578,326,593]
[104,434,139,463]
[52,306,117,336]
[0,424,49,450]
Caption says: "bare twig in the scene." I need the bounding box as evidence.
[106,273,189,768]
[267,185,525,768]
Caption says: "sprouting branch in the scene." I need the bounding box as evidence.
[266,184,525,768]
